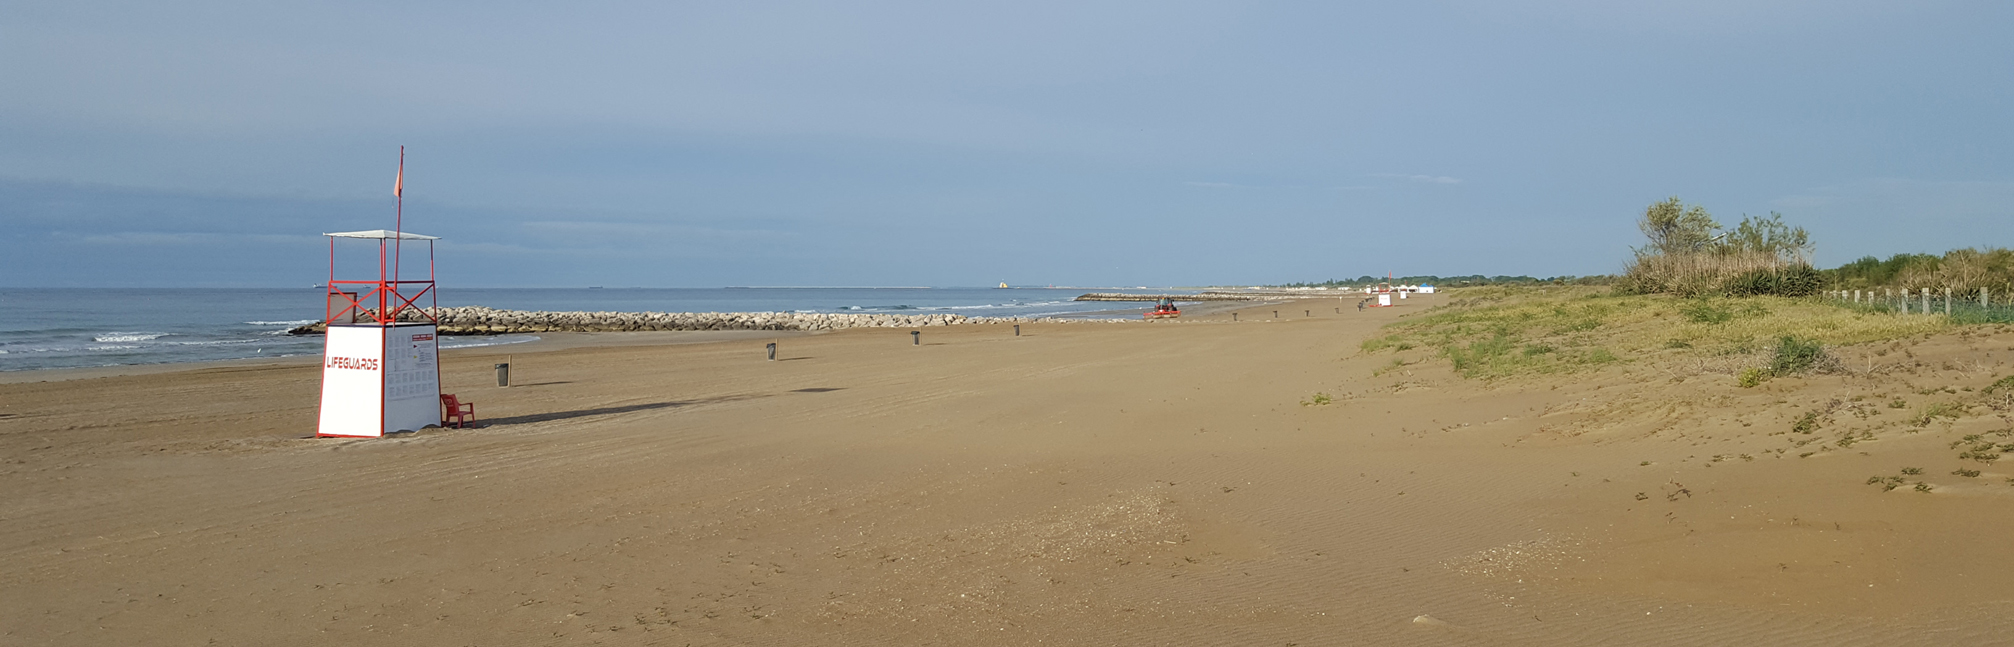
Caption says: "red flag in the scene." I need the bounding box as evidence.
[393,162,403,197]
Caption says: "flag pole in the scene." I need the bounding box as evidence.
[393,146,404,309]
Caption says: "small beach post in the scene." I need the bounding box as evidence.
[912,330,920,345]
[767,342,776,361]
[1232,312,1238,321]
[1014,324,1020,336]
[495,362,509,387]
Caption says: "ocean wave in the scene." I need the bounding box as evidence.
[173,339,263,346]
[245,320,318,326]
[95,332,169,343]
[88,345,141,351]
[439,335,540,350]
[915,300,1074,311]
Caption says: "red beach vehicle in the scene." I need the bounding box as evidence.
[1144,297,1181,319]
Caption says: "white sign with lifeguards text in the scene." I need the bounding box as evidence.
[317,324,441,437]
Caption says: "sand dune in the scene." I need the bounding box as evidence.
[4,297,2012,645]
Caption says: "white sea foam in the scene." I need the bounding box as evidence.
[245,320,318,326]
[439,335,540,350]
[95,332,169,343]
[89,345,141,351]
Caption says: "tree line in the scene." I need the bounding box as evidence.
[1288,196,2008,296]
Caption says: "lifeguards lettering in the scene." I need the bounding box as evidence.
[412,334,434,341]
[325,356,380,371]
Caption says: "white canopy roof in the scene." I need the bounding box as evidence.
[323,229,440,240]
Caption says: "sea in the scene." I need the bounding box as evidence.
[0,287,1177,373]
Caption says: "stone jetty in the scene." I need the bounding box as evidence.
[287,306,1127,336]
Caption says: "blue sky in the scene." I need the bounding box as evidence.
[3,1,2009,287]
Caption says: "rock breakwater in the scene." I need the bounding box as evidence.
[287,306,1126,336]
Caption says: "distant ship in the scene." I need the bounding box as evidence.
[997,282,1009,289]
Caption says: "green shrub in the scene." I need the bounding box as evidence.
[1739,367,1770,388]
[1680,300,1734,324]
[1769,336,1827,375]
[1724,266,1822,297]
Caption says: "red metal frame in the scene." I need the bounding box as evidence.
[325,237,438,325]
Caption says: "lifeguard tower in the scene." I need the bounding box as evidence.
[316,149,446,437]
[1369,278,1396,307]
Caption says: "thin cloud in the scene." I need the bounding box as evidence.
[1185,181,1373,190]
[1372,173,1462,185]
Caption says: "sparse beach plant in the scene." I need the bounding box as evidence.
[1769,335,1829,375]
[1910,402,1963,427]
[1739,367,1770,388]
[1302,393,1334,407]
[1868,475,1907,491]
[1952,468,1981,478]
[1901,467,1923,475]
[1681,300,1735,325]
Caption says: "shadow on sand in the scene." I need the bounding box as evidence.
[484,393,765,427]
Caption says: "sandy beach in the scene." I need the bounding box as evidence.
[6,295,2013,646]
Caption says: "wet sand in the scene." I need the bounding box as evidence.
[4,295,2012,645]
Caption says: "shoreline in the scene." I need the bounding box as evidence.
[0,298,1302,384]
[0,329,822,384]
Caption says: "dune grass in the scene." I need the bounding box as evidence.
[1361,286,1950,379]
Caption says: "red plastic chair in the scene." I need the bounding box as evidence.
[441,394,475,428]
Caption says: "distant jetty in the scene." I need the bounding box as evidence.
[287,306,1126,336]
